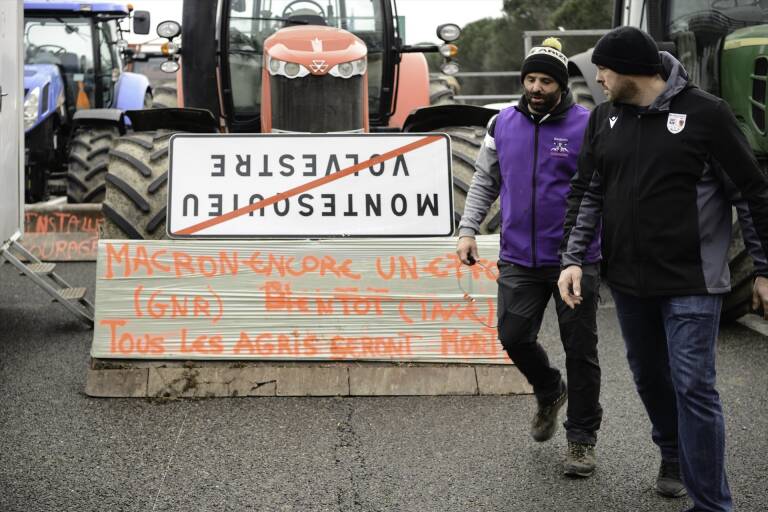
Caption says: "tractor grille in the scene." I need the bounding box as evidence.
[751,57,768,132]
[270,74,364,132]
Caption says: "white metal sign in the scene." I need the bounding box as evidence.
[0,2,23,243]
[167,133,453,238]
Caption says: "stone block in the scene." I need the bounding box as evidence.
[275,366,349,396]
[475,365,532,395]
[85,368,148,397]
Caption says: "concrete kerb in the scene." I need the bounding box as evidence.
[85,360,532,398]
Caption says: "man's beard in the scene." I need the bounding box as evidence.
[605,77,640,103]
[524,89,561,113]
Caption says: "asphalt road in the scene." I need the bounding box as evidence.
[1,261,766,512]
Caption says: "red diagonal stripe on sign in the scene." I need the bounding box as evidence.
[175,134,443,235]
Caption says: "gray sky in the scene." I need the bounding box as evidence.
[125,0,504,45]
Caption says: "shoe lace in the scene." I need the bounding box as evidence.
[568,442,589,459]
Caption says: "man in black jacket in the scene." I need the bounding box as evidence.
[557,26,768,512]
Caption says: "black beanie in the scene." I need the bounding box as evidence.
[521,38,569,89]
[591,26,662,75]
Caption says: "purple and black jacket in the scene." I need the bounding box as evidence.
[459,92,601,268]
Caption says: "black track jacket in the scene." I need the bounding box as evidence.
[561,52,768,297]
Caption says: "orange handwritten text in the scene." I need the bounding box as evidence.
[232,330,319,356]
[439,327,503,357]
[132,285,223,324]
[330,332,418,359]
[263,281,389,316]
[101,318,165,355]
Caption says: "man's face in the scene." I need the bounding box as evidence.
[523,72,562,113]
[596,66,639,103]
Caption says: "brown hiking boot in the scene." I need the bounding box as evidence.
[530,382,567,442]
[564,441,596,477]
[655,459,687,498]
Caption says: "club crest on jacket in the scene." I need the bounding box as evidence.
[667,113,687,134]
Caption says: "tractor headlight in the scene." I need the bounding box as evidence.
[284,62,300,77]
[329,57,366,79]
[24,87,40,131]
[267,57,309,78]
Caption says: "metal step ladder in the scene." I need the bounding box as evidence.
[1,234,94,326]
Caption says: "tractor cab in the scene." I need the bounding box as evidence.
[222,0,400,133]
[23,2,149,128]
[619,0,768,97]
[21,1,152,203]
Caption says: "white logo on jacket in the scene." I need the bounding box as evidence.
[609,116,618,128]
[550,137,569,157]
[667,113,687,134]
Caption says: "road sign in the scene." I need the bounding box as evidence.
[167,133,453,238]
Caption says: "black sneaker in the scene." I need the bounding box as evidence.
[530,381,567,442]
[564,441,596,477]
[655,459,687,498]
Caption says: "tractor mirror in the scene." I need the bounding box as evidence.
[133,10,151,35]
[232,0,247,12]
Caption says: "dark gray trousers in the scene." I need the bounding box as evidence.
[496,261,603,444]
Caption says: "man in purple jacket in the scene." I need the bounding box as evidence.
[456,38,602,477]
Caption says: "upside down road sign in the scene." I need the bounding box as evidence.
[167,133,453,238]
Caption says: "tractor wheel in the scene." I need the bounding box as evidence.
[439,125,501,235]
[721,219,755,322]
[66,126,119,203]
[430,74,460,106]
[101,130,173,240]
[151,82,179,108]
[569,76,595,110]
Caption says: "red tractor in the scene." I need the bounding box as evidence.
[101,0,499,239]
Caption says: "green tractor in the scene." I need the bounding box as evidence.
[567,0,768,321]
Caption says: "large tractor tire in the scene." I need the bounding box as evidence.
[151,82,179,109]
[569,75,596,110]
[67,126,120,203]
[430,74,460,106]
[440,125,501,234]
[721,220,755,322]
[101,130,173,240]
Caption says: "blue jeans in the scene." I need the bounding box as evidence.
[611,289,732,512]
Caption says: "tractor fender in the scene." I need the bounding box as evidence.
[124,107,219,133]
[113,71,151,111]
[72,108,126,134]
[567,49,606,105]
[402,104,498,133]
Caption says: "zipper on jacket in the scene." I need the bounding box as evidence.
[531,121,540,267]
[633,112,645,295]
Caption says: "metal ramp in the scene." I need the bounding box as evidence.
[1,234,94,326]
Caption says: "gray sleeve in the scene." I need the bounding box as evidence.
[713,166,768,275]
[457,115,501,237]
[560,114,602,267]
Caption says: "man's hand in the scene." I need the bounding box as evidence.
[558,265,584,309]
[752,276,768,320]
[456,236,479,265]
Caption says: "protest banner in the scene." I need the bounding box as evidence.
[91,236,509,364]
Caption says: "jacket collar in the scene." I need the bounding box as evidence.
[648,51,691,112]
[516,89,575,124]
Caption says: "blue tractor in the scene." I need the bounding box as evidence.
[23,1,152,203]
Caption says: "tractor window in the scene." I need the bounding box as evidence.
[97,22,118,107]
[24,17,96,111]
[666,1,768,93]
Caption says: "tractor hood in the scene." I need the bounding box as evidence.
[23,64,58,92]
[264,25,366,75]
[24,1,130,16]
